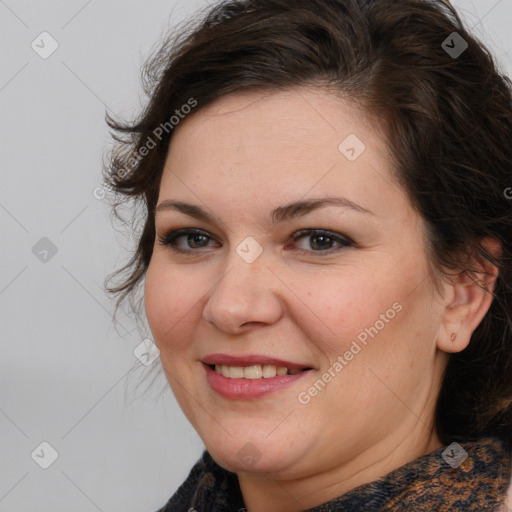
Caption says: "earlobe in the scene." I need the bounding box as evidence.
[437,318,467,353]
[437,280,472,353]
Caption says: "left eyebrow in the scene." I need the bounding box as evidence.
[269,197,374,225]
[154,196,375,225]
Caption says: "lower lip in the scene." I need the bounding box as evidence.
[203,363,311,399]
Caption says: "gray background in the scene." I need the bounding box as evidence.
[0,1,511,511]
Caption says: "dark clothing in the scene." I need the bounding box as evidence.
[157,437,511,511]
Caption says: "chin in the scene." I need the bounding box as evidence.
[200,430,301,475]
[211,446,291,475]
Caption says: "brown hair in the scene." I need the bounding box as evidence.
[103,0,512,444]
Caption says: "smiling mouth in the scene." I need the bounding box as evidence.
[206,363,313,379]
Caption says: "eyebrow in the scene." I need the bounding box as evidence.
[155,196,374,225]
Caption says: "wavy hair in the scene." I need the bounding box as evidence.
[103,0,512,444]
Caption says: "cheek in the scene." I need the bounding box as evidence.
[297,268,402,355]
[144,258,203,351]
[300,266,436,392]
[144,263,168,339]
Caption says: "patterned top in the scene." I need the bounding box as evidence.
[157,437,512,511]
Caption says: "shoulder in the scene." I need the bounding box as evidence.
[155,450,211,512]
[155,450,244,512]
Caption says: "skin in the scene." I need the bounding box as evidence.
[144,87,499,512]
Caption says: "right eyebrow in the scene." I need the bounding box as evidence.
[155,201,217,223]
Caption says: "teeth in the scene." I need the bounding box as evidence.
[263,364,278,378]
[229,366,244,378]
[276,366,288,376]
[244,365,262,379]
[214,364,303,379]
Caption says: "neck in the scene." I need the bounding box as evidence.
[237,425,443,512]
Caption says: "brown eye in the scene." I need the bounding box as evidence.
[289,229,353,254]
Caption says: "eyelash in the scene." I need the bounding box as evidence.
[157,228,353,255]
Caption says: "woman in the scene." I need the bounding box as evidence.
[103,0,512,510]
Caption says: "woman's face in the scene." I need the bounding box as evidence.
[145,88,450,485]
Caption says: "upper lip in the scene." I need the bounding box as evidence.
[202,353,314,370]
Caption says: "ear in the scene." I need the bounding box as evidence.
[437,237,501,354]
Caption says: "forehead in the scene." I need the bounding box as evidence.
[165,88,386,171]
[158,87,407,224]
[169,87,382,154]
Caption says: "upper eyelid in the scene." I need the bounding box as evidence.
[159,228,353,249]
[159,227,348,239]
[160,228,219,243]
[291,228,353,242]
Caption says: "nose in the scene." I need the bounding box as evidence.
[201,252,285,334]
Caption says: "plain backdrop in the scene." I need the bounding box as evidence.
[1,1,511,511]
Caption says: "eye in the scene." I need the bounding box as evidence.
[157,228,219,253]
[157,228,353,255]
[288,229,353,254]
